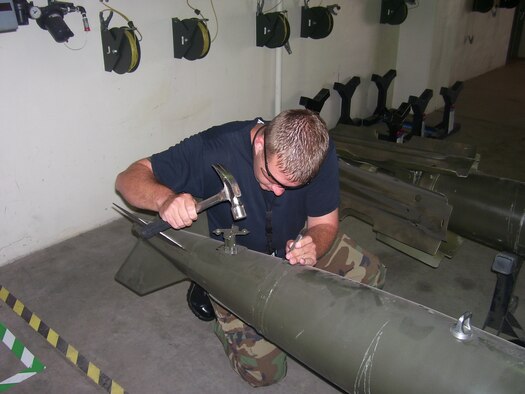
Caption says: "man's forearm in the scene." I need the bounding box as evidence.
[308,222,338,259]
[115,159,174,212]
[306,209,339,259]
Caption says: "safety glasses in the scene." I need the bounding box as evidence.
[262,126,307,191]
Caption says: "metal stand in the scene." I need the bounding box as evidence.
[378,102,411,143]
[483,252,525,346]
[362,69,397,126]
[426,81,463,138]
[299,88,330,113]
[333,76,362,126]
[406,89,433,138]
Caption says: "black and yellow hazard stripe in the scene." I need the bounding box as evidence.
[0,285,127,394]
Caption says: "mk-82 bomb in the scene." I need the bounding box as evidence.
[113,206,525,394]
[333,125,525,267]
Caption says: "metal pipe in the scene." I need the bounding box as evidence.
[274,1,283,115]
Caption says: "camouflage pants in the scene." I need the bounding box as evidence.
[316,232,386,288]
[211,231,386,387]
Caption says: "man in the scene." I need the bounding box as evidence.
[116,109,383,387]
[116,109,338,263]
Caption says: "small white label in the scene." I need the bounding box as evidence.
[448,107,455,133]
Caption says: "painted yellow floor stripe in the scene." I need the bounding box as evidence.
[66,345,79,363]
[46,329,59,347]
[0,288,9,302]
[28,315,41,331]
[0,285,128,394]
[13,300,24,316]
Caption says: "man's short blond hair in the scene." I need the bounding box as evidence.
[265,109,329,184]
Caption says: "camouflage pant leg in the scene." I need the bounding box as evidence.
[316,231,386,288]
[210,300,287,387]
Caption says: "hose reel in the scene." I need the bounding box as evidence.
[256,0,290,49]
[499,0,520,8]
[300,0,340,40]
[472,0,494,12]
[100,6,141,74]
[172,17,210,60]
[473,0,519,12]
[380,0,408,25]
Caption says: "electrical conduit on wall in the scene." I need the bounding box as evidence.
[274,1,283,116]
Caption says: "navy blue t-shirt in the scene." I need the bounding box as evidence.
[151,118,339,257]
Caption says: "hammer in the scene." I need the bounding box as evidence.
[138,164,246,239]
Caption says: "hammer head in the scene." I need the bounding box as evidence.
[212,164,247,220]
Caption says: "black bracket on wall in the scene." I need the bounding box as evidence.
[300,1,340,39]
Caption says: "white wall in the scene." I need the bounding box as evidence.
[450,1,515,82]
[392,1,437,109]
[282,1,398,123]
[392,0,514,113]
[0,1,275,264]
[0,0,515,266]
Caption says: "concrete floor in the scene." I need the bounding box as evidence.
[1,61,524,393]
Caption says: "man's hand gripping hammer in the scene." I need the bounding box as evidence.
[138,164,246,239]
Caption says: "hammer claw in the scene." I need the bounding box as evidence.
[213,164,242,196]
[136,163,246,240]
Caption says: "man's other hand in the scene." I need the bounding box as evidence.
[285,235,317,266]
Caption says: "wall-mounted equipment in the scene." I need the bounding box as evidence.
[472,0,494,13]
[380,0,409,25]
[0,0,18,32]
[499,0,519,8]
[256,0,290,52]
[473,0,519,13]
[172,17,210,60]
[300,0,340,40]
[6,0,89,42]
[35,1,88,42]
[100,5,141,74]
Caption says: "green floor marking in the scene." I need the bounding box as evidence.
[0,286,126,394]
[0,322,45,392]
